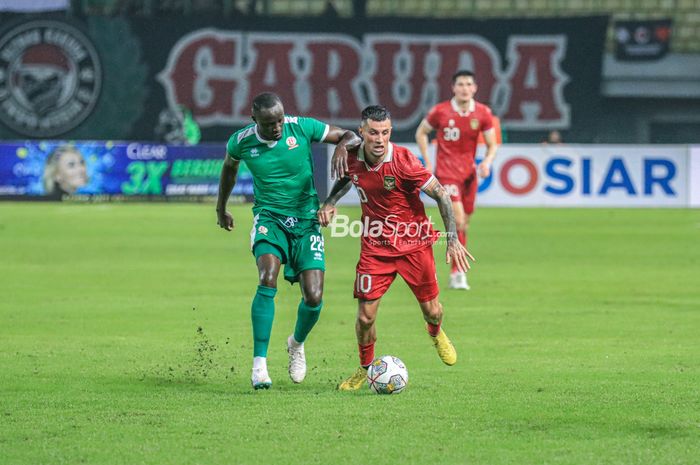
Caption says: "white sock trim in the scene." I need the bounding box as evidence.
[253,356,267,371]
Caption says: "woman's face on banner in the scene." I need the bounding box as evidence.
[55,149,88,193]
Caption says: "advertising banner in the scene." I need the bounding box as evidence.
[0,15,607,143]
[614,19,672,61]
[0,0,68,11]
[329,144,689,208]
[690,146,700,208]
[0,141,252,201]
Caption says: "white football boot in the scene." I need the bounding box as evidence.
[287,335,307,383]
[449,271,470,290]
[251,356,272,389]
[251,367,272,390]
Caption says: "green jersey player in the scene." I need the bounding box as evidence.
[216,92,360,390]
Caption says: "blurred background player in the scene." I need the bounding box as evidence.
[319,105,475,390]
[216,92,360,390]
[543,130,563,145]
[415,70,499,290]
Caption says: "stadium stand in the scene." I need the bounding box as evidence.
[73,0,699,52]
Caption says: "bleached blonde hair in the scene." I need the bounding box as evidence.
[43,145,80,194]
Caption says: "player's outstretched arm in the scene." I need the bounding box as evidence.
[415,119,434,173]
[216,155,240,231]
[422,178,475,272]
[318,177,352,227]
[325,126,361,180]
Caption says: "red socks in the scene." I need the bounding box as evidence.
[359,342,375,368]
[458,230,466,246]
[427,322,441,337]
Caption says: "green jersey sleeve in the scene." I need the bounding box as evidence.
[226,134,242,160]
[298,117,330,143]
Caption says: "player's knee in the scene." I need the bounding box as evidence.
[423,301,443,322]
[357,311,375,329]
[303,288,323,308]
[258,270,278,287]
[463,214,473,230]
[425,308,441,322]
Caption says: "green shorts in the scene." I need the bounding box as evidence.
[250,209,325,283]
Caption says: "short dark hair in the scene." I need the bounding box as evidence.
[252,92,282,113]
[361,105,391,125]
[452,70,475,84]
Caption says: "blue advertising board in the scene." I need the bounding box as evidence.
[0,141,253,201]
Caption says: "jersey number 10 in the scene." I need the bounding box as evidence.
[356,273,372,293]
[356,186,368,203]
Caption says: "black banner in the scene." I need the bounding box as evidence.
[0,14,608,142]
[614,19,672,61]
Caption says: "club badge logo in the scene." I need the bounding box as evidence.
[286,136,298,149]
[470,118,479,130]
[383,175,396,191]
[0,20,102,137]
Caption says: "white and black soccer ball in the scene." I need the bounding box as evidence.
[367,355,408,394]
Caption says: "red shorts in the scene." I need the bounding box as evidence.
[353,246,439,303]
[438,172,478,215]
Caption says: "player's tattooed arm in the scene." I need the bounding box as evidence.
[422,178,475,272]
[422,178,457,240]
[216,155,240,231]
[325,177,352,206]
[318,177,352,227]
[327,128,361,180]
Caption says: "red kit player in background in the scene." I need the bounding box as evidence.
[320,105,475,390]
[415,70,499,290]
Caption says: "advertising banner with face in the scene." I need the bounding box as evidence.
[0,141,254,201]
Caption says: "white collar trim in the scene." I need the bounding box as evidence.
[254,125,278,147]
[359,142,393,171]
[450,98,475,116]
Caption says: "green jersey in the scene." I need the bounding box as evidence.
[226,116,329,219]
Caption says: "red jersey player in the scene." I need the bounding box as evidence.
[319,105,475,391]
[415,70,499,290]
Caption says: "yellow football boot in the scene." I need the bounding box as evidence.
[337,367,368,391]
[431,327,457,365]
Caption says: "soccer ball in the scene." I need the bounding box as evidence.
[367,355,408,394]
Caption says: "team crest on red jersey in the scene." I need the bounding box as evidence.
[470,118,479,130]
[383,176,396,191]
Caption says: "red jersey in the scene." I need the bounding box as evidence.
[346,143,438,257]
[426,98,494,180]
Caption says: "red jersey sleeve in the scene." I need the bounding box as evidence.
[425,104,441,129]
[395,146,435,191]
[481,105,494,132]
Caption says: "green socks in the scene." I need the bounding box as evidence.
[251,285,277,357]
[293,299,322,343]
[251,287,322,355]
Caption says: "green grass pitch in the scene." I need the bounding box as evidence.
[1,203,699,464]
